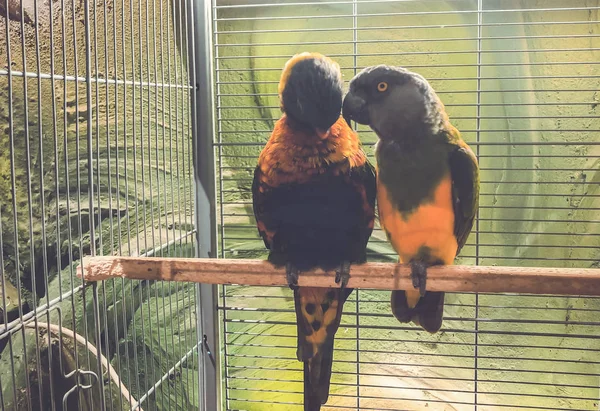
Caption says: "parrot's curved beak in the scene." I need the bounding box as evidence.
[342,92,370,125]
[316,128,331,139]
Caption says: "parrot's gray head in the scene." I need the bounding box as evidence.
[278,52,344,138]
[342,65,444,141]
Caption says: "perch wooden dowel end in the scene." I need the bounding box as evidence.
[77,256,600,296]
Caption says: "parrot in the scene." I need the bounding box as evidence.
[251,52,376,410]
[342,65,479,333]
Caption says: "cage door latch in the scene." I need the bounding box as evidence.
[203,334,216,367]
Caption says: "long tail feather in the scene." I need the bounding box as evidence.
[294,286,352,410]
[391,290,445,333]
[303,345,335,410]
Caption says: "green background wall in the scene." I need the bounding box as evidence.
[215,1,600,410]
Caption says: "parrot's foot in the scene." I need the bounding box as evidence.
[410,261,427,297]
[286,263,300,290]
[335,261,351,289]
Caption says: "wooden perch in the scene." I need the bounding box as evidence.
[77,256,600,296]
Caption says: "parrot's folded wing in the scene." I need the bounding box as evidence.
[448,136,480,254]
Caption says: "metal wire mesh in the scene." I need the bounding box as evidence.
[213,0,600,410]
[0,0,199,409]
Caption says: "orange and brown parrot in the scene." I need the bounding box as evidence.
[252,53,376,410]
[342,65,479,333]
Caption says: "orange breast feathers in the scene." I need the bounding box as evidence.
[377,172,458,265]
[257,115,367,187]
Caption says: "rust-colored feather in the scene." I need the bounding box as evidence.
[257,115,368,187]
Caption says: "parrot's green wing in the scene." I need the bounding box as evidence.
[448,139,480,254]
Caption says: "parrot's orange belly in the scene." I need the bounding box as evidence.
[377,174,458,265]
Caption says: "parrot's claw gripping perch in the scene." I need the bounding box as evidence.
[335,261,351,289]
[286,263,300,290]
[410,261,427,297]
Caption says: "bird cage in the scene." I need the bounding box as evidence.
[0,0,599,410]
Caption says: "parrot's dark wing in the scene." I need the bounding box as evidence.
[448,138,480,254]
[354,159,377,233]
[251,165,273,250]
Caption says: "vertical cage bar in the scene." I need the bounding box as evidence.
[32,0,54,407]
[178,0,192,399]
[23,2,46,409]
[3,25,29,395]
[136,0,150,398]
[111,0,128,406]
[92,0,102,258]
[119,0,134,396]
[474,0,483,409]
[84,0,96,258]
[83,0,105,406]
[212,0,229,408]
[101,0,118,402]
[59,0,81,406]
[159,0,172,403]
[144,0,158,402]
[128,0,143,396]
[166,2,177,408]
[351,0,360,409]
[190,0,219,409]
[70,0,95,392]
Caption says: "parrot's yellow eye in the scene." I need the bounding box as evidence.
[377,82,388,92]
